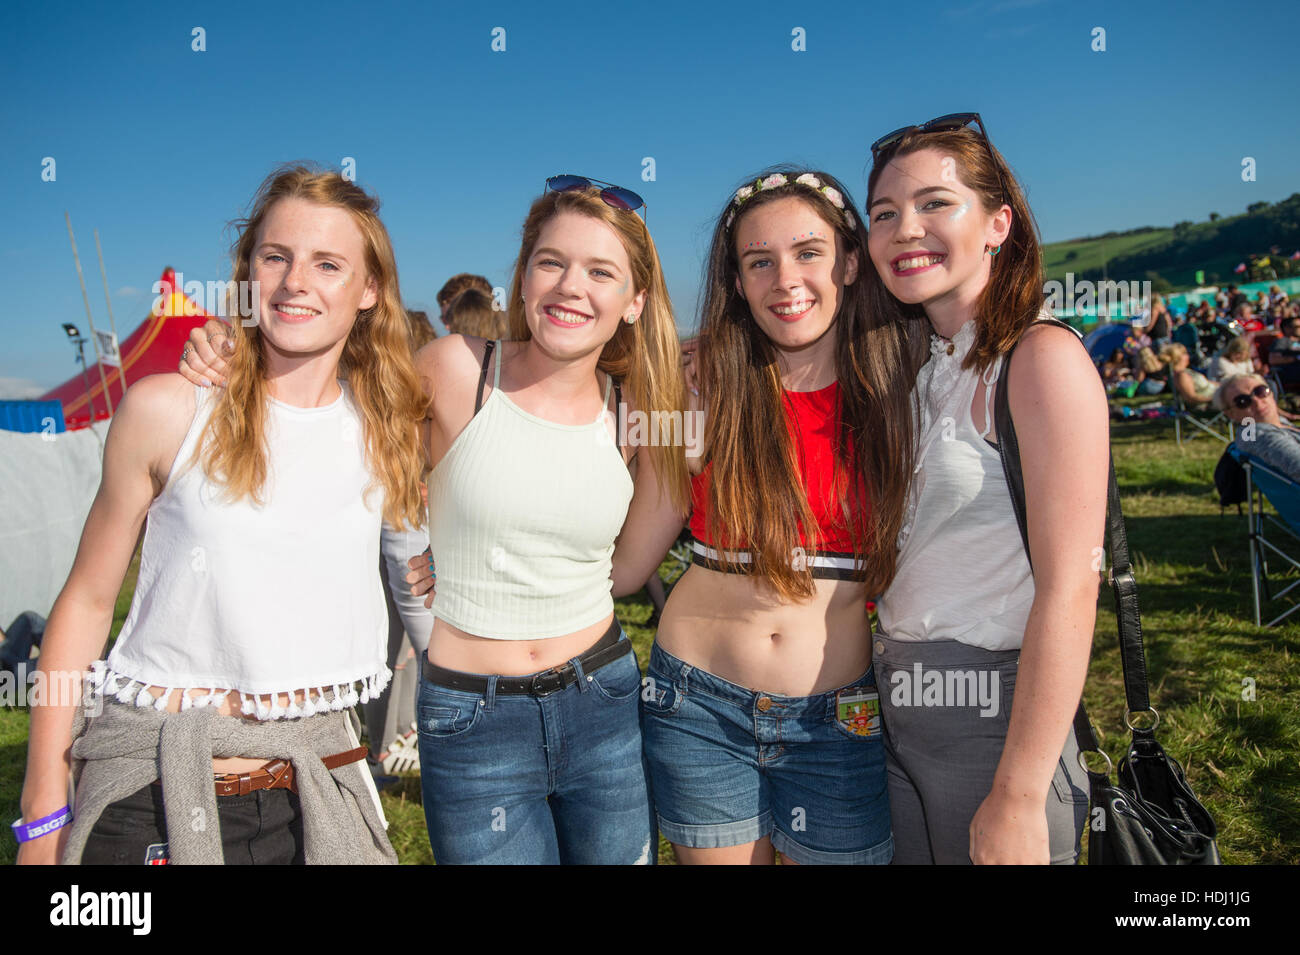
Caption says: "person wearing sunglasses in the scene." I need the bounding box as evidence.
[176,175,690,864]
[1218,375,1300,480]
[864,113,1108,864]
[406,175,688,863]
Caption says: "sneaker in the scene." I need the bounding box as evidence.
[382,724,420,774]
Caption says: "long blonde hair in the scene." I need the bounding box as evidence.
[186,164,426,530]
[505,187,690,513]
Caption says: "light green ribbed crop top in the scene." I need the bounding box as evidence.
[426,341,635,639]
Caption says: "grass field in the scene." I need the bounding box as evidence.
[1042,230,1174,285]
[3,416,1297,865]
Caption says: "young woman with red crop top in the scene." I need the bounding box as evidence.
[639,170,926,865]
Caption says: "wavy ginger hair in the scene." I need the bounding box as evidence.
[505,187,691,513]
[866,127,1044,375]
[185,165,426,531]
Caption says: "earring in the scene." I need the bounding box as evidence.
[988,245,1002,257]
[624,312,637,324]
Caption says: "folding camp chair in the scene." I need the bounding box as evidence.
[1229,445,1300,626]
[1173,386,1234,446]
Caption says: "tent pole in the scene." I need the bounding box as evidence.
[94,229,127,389]
[64,212,114,417]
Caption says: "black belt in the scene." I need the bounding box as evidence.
[422,618,629,696]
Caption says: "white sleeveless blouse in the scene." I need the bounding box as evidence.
[876,320,1035,651]
[92,381,391,720]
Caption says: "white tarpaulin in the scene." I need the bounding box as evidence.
[0,422,109,626]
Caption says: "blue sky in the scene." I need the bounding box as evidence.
[3,0,1298,395]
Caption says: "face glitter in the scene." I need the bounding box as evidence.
[949,201,970,221]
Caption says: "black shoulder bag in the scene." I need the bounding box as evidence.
[994,318,1221,865]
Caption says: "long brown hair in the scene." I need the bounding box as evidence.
[866,127,1044,375]
[698,169,928,600]
[504,187,691,513]
[186,164,426,531]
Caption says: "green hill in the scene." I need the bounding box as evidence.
[1043,195,1300,292]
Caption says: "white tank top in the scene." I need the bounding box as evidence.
[876,320,1035,651]
[426,342,634,639]
[97,381,391,720]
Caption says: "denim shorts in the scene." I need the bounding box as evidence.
[416,628,655,865]
[640,643,893,865]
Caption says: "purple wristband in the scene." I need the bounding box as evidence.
[11,806,72,843]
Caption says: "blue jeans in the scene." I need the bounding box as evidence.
[415,631,655,864]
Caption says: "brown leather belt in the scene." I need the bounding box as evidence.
[213,746,370,797]
[152,746,370,797]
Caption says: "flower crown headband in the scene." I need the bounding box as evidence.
[724,173,856,230]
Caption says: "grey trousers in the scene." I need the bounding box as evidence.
[873,631,1089,865]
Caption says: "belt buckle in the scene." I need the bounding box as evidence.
[530,665,568,697]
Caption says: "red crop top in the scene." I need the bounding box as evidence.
[688,380,869,580]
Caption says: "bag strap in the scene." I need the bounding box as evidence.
[993,318,1152,754]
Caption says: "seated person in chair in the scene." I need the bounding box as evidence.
[1269,317,1300,389]
[1218,374,1300,481]
[1160,342,1217,408]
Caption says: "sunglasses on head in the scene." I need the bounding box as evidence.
[545,175,647,223]
[1231,384,1272,409]
[870,112,1008,205]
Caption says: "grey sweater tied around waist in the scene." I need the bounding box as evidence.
[62,699,397,865]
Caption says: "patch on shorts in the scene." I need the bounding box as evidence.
[144,842,169,865]
[836,687,880,737]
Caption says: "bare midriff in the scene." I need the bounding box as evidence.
[656,564,871,697]
[426,612,617,677]
[135,686,330,774]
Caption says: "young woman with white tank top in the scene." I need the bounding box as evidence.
[864,116,1110,864]
[410,179,689,864]
[17,166,428,865]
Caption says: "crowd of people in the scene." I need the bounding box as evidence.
[1101,284,1300,411]
[18,115,1113,866]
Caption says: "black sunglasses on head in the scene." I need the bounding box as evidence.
[545,174,647,224]
[1231,384,1272,409]
[870,112,1008,205]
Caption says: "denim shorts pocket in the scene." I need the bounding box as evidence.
[417,688,482,740]
[639,666,684,717]
[589,650,641,703]
[826,682,884,742]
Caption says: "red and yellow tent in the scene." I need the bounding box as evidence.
[40,267,217,430]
